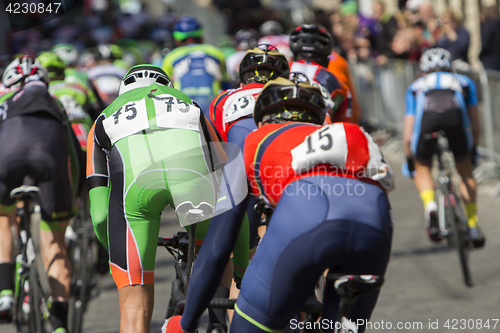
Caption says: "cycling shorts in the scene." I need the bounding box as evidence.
[233,176,393,333]
[107,128,218,289]
[412,90,472,164]
[0,114,73,225]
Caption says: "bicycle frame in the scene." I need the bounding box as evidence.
[11,186,53,333]
[429,132,474,287]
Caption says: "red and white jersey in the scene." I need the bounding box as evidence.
[290,60,351,123]
[225,50,247,82]
[209,82,264,142]
[244,122,394,206]
[258,35,293,63]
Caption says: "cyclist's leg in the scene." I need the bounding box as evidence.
[0,205,16,322]
[30,116,75,331]
[445,113,485,247]
[110,129,217,332]
[109,176,163,333]
[106,144,167,333]
[0,120,28,320]
[413,111,442,240]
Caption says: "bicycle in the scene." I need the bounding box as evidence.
[426,131,474,287]
[158,204,236,333]
[66,192,99,333]
[11,185,53,333]
[285,273,384,333]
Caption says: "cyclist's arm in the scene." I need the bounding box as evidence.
[464,78,481,146]
[86,118,111,250]
[404,86,416,157]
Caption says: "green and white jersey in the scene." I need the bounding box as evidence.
[87,84,249,286]
[49,80,95,127]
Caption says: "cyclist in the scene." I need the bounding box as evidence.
[225,29,260,86]
[0,55,82,332]
[51,43,106,118]
[258,20,294,63]
[86,43,129,107]
[52,43,87,85]
[164,75,394,333]
[210,43,289,245]
[205,44,290,329]
[87,64,232,333]
[161,16,229,123]
[327,51,362,124]
[37,51,98,149]
[403,47,485,247]
[289,24,352,123]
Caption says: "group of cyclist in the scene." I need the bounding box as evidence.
[0,12,486,333]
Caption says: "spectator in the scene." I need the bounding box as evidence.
[340,0,377,62]
[436,10,470,63]
[479,5,500,71]
[416,1,440,46]
[372,0,398,64]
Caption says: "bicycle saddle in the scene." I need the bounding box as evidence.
[327,274,384,297]
[175,201,214,223]
[10,185,40,200]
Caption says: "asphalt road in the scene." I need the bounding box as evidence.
[3,150,499,333]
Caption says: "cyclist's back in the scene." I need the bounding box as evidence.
[289,24,351,123]
[37,51,98,149]
[406,70,476,161]
[161,16,228,122]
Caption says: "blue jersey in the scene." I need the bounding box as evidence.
[405,71,476,156]
[405,71,477,117]
[161,44,228,119]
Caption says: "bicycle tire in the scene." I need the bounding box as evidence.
[15,275,32,333]
[29,264,47,333]
[437,188,454,248]
[447,188,473,287]
[68,213,90,333]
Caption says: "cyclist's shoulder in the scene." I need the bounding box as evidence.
[248,122,315,141]
[104,84,191,112]
[449,72,476,87]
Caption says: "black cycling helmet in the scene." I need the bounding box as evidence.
[259,20,284,36]
[290,24,334,60]
[238,44,290,84]
[234,29,260,51]
[253,72,326,126]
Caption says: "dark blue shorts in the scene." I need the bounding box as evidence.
[232,176,393,333]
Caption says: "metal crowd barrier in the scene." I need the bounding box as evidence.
[350,60,500,197]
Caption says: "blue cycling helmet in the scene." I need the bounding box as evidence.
[172,16,203,41]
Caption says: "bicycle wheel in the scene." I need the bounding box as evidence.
[15,275,33,333]
[28,264,47,333]
[68,213,90,333]
[447,187,473,287]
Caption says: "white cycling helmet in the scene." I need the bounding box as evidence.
[2,55,49,88]
[118,65,173,95]
[51,43,79,66]
[419,48,452,73]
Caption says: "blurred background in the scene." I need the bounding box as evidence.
[0,0,499,192]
